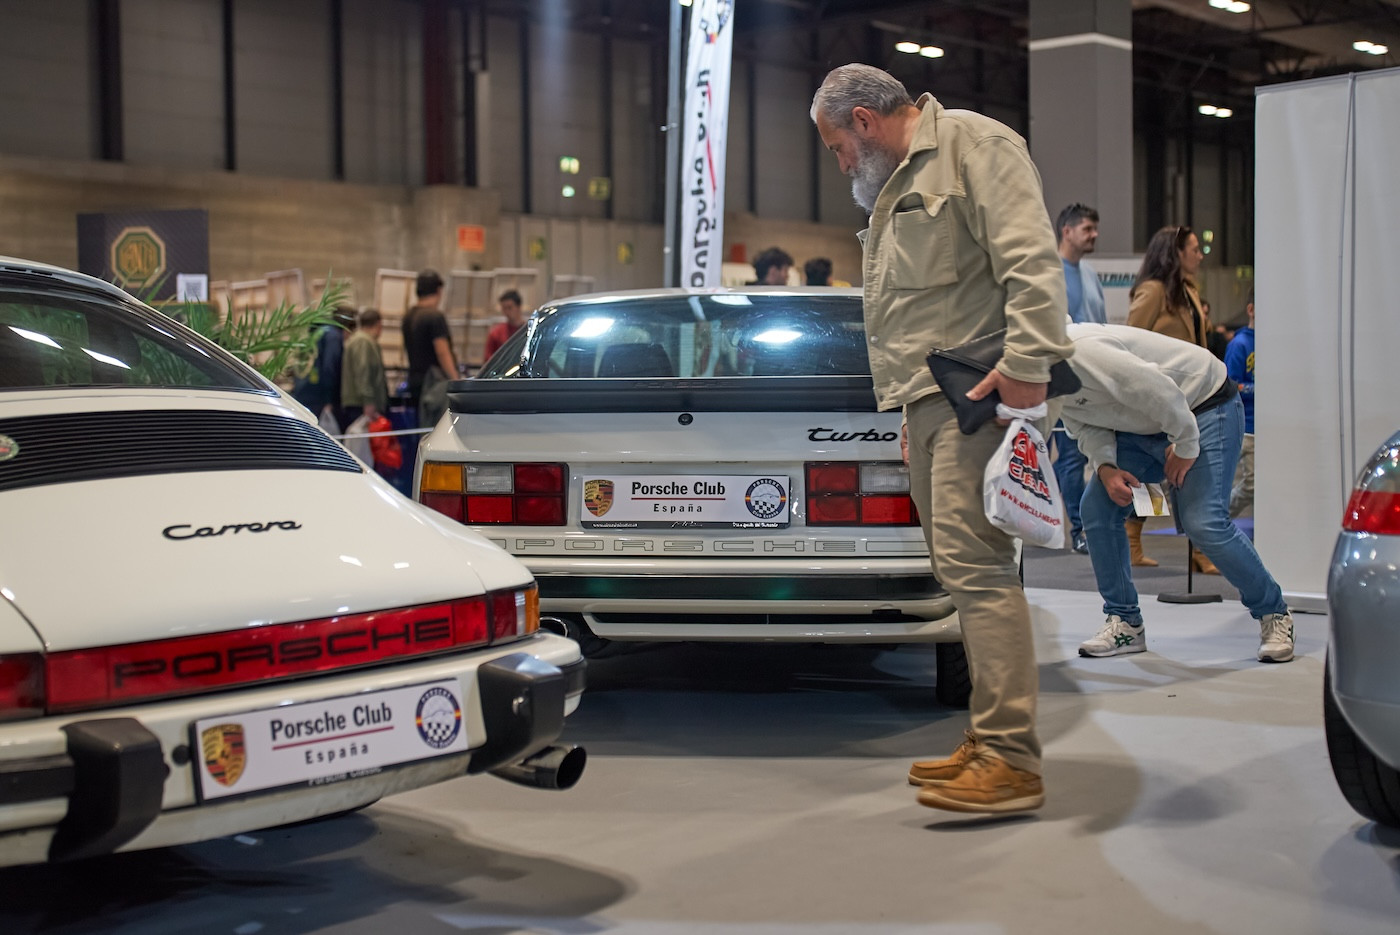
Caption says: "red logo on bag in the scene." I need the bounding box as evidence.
[1006,427,1052,503]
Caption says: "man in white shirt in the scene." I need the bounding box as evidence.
[1058,322,1295,663]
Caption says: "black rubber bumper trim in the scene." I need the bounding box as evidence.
[48,718,169,863]
[0,754,76,805]
[466,653,568,776]
[559,657,586,697]
[535,573,942,602]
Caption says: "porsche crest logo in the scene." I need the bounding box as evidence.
[200,723,247,788]
[584,479,614,517]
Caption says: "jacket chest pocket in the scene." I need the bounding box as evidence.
[888,193,958,291]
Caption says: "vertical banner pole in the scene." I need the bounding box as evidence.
[662,1,684,288]
[679,0,735,289]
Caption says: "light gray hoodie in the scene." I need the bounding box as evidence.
[1059,322,1228,471]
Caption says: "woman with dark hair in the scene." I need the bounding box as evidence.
[1128,225,1208,346]
[1125,224,1218,572]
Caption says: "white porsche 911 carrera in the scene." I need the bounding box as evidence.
[0,258,585,868]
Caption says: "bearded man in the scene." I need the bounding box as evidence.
[811,64,1071,815]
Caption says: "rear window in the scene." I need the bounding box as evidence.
[0,285,262,391]
[477,293,870,379]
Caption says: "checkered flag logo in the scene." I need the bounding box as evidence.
[415,686,463,749]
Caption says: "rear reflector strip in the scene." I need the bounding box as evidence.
[41,587,538,714]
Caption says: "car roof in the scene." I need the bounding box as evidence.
[541,286,864,309]
[0,255,138,304]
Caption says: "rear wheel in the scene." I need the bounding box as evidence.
[1323,658,1400,827]
[935,641,972,708]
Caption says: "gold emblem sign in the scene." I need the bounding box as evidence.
[110,226,167,291]
[200,723,247,788]
[584,479,614,517]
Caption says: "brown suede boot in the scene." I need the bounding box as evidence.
[1127,517,1158,567]
[1191,550,1221,575]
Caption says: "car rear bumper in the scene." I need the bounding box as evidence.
[1328,531,1400,765]
[0,633,584,867]
[523,556,958,641]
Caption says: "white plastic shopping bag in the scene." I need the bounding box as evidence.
[982,404,1066,549]
[342,413,373,464]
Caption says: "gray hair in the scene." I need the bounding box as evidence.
[810,64,914,129]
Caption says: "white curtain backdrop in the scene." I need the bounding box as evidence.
[1254,66,1400,610]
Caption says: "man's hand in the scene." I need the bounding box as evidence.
[1097,464,1141,507]
[1164,444,1196,488]
[966,369,1049,417]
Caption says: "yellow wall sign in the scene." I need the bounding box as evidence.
[111,226,167,290]
[617,242,634,265]
[528,236,547,261]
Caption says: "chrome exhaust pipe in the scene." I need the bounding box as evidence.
[490,744,587,790]
[538,616,569,637]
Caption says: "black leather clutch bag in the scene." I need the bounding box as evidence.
[925,328,1080,435]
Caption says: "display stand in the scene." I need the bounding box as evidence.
[1157,488,1223,604]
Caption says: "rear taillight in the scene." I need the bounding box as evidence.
[1344,443,1400,534]
[0,653,44,722]
[37,587,538,714]
[420,461,567,526]
[805,461,917,526]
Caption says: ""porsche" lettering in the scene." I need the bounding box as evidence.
[807,428,899,442]
[111,617,452,687]
[163,520,302,540]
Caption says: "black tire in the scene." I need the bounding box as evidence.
[935,641,972,708]
[1323,659,1400,827]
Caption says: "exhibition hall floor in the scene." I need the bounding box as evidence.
[4,587,1397,935]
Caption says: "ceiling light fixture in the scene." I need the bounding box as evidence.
[1208,0,1251,12]
[1198,104,1232,118]
[895,41,921,54]
[1355,40,1389,55]
[920,45,945,58]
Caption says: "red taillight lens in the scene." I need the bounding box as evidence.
[43,597,494,713]
[805,461,917,526]
[0,653,44,722]
[489,586,539,642]
[1344,444,1400,534]
[420,461,567,526]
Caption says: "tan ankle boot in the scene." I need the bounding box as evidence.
[1127,517,1158,566]
[1191,550,1220,575]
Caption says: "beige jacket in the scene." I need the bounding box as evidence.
[858,94,1072,412]
[1126,278,1208,348]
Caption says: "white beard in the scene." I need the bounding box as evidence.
[851,137,901,214]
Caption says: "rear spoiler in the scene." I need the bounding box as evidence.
[446,376,881,414]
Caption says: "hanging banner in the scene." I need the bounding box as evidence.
[680,0,735,289]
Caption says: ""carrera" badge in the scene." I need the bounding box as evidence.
[163,520,302,540]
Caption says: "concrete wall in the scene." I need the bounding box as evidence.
[0,3,95,162]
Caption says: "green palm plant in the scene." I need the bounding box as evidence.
[138,276,350,383]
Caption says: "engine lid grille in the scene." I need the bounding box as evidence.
[0,409,361,493]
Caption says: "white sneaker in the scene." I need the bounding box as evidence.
[1258,612,1295,663]
[1079,615,1147,657]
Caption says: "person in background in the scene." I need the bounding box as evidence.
[750,247,794,285]
[811,63,1071,815]
[804,257,834,286]
[1125,225,1215,571]
[483,289,528,361]
[402,269,458,427]
[341,308,387,428]
[291,305,357,431]
[1052,203,1106,554]
[1226,292,1255,518]
[1059,322,1294,664]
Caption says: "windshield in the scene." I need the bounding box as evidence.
[476,293,870,379]
[0,285,263,391]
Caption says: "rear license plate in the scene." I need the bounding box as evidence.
[578,473,790,528]
[192,679,470,800]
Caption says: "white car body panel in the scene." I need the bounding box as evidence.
[0,259,586,867]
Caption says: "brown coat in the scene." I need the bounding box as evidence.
[1126,278,1207,348]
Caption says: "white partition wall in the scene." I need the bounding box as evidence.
[1254,67,1400,611]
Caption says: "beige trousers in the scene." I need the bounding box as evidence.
[905,393,1042,774]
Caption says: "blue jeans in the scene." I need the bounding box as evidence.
[1080,396,1287,624]
[1051,420,1086,537]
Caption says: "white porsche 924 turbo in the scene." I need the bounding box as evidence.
[0,258,585,868]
